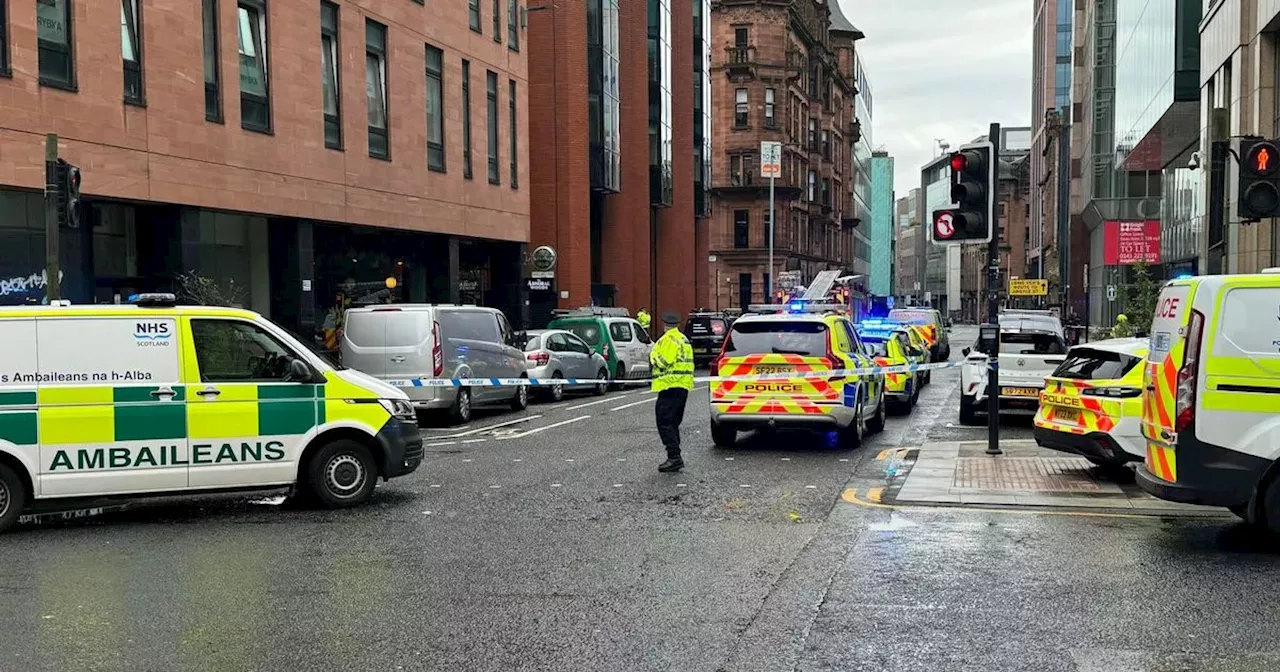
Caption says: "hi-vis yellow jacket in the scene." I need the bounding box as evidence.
[649,328,694,392]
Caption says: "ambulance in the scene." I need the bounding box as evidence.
[0,294,423,533]
[1136,272,1280,532]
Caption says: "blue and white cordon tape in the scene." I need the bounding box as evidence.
[386,360,964,388]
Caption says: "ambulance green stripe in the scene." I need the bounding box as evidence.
[0,391,37,407]
[0,411,38,446]
[113,386,187,403]
[259,400,317,435]
[114,404,187,441]
[258,385,318,400]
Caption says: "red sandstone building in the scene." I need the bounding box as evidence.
[526,0,711,323]
[0,0,527,336]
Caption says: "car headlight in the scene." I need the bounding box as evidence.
[378,398,416,420]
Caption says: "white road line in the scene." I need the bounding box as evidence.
[551,483,563,488]
[610,397,658,412]
[428,415,543,439]
[739,484,751,488]
[804,485,817,489]
[781,458,792,461]
[675,483,687,488]
[498,414,592,439]
[612,483,623,488]
[567,394,636,411]
[512,458,523,462]
[461,439,486,444]
[616,458,627,462]
[461,459,473,463]
[427,441,458,447]
[489,485,501,489]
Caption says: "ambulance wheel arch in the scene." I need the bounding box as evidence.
[297,422,393,500]
[299,429,381,506]
[0,452,33,529]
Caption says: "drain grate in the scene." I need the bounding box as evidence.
[953,457,1103,492]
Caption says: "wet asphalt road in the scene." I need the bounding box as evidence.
[2,326,1279,671]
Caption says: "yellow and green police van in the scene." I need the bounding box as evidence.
[1136,271,1280,533]
[0,294,423,533]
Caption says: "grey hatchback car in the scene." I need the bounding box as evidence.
[341,305,530,424]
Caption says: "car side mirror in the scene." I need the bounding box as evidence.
[962,347,971,357]
[286,358,315,383]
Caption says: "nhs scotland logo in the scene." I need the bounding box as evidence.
[134,321,172,347]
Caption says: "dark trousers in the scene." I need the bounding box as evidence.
[654,388,689,458]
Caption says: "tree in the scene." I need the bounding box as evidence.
[175,271,246,308]
[1125,261,1160,334]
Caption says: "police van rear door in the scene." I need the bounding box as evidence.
[712,318,839,411]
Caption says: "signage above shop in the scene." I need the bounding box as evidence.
[527,278,552,292]
[531,246,557,273]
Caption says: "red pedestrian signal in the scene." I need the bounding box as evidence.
[1239,138,1280,220]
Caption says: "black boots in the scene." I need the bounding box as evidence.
[658,456,684,472]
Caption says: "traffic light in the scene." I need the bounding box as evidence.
[1238,137,1280,220]
[930,140,995,245]
[55,159,82,228]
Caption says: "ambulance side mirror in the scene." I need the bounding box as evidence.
[286,358,316,383]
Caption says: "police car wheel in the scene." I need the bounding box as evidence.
[0,463,26,533]
[959,394,979,426]
[594,369,609,396]
[868,395,886,434]
[307,440,377,508]
[711,422,736,447]
[839,402,864,449]
[1260,476,1280,533]
[511,381,530,411]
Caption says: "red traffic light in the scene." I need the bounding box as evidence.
[950,153,967,173]
[1248,142,1279,176]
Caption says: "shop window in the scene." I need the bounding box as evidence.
[38,0,75,89]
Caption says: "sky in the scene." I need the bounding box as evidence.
[838,0,1033,195]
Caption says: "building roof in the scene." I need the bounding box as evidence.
[828,1,864,38]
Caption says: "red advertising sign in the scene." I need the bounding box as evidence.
[1103,220,1161,265]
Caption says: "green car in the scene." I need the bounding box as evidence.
[546,308,654,383]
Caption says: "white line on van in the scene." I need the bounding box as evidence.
[610,397,658,412]
[497,415,592,439]
[567,394,637,411]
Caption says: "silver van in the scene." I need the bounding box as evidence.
[341,305,529,424]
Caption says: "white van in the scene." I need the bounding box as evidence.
[341,305,529,424]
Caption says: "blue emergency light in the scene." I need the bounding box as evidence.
[788,300,806,312]
[1174,272,1193,280]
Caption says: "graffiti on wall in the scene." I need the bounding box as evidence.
[0,270,64,303]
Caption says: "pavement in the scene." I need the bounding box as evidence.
[3,325,1279,671]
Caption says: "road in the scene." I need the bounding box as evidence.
[3,326,1279,671]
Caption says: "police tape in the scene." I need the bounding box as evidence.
[386,360,965,388]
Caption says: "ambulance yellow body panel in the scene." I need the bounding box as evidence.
[0,296,423,532]
[1135,272,1280,531]
[1033,338,1147,466]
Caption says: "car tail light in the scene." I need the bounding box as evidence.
[527,351,550,366]
[1082,386,1142,398]
[711,335,732,376]
[824,331,839,370]
[431,321,444,377]
[602,343,610,359]
[1174,308,1204,433]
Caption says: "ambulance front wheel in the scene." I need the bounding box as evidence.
[305,440,378,508]
[0,463,27,533]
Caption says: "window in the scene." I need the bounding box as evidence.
[320,1,341,149]
[0,0,8,75]
[121,0,144,103]
[734,88,748,127]
[190,319,304,383]
[425,45,445,171]
[203,0,221,121]
[509,79,518,187]
[764,88,775,127]
[469,0,481,32]
[609,322,634,342]
[733,27,747,47]
[492,0,501,42]
[366,19,389,159]
[728,153,754,186]
[724,321,829,358]
[237,0,270,132]
[508,0,519,50]
[462,59,473,179]
[821,130,830,160]
[733,210,749,248]
[807,170,815,201]
[808,118,816,150]
[487,70,499,184]
[38,0,74,89]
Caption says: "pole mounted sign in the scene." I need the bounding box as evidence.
[760,141,782,179]
[930,139,996,246]
[530,245,557,279]
[932,210,955,241]
[1008,279,1048,296]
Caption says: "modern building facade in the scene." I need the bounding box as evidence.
[707,0,869,310]
[1029,0,1073,305]
[526,0,701,322]
[0,0,528,343]
[869,151,894,296]
[918,154,961,316]
[894,188,920,303]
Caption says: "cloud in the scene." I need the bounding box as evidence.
[840,0,1033,194]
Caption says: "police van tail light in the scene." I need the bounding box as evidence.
[431,321,444,377]
[1174,308,1205,433]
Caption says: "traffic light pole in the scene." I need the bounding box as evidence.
[43,134,60,302]
[986,122,1002,456]
[767,173,775,301]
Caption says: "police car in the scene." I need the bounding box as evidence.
[709,302,886,449]
[855,319,924,415]
[1033,338,1147,467]
[0,294,423,533]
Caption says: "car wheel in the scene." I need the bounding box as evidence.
[909,378,921,405]
[305,439,378,508]
[959,393,979,426]
[0,462,27,534]
[511,380,530,411]
[612,362,626,390]
[1260,473,1280,534]
[594,368,609,396]
[840,400,864,449]
[868,392,886,434]
[711,422,737,447]
[450,388,472,425]
[546,372,565,402]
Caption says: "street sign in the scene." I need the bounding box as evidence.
[932,210,956,240]
[1107,284,1117,301]
[1008,279,1047,296]
[760,141,782,179]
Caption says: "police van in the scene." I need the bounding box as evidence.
[1136,271,1280,532]
[0,294,423,533]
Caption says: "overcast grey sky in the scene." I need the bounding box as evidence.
[838,0,1033,194]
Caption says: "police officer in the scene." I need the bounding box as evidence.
[637,307,652,335]
[1110,313,1133,338]
[650,312,694,472]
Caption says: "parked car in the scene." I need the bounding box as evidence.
[959,314,1068,425]
[341,304,530,424]
[547,307,652,385]
[523,329,611,401]
[685,310,734,367]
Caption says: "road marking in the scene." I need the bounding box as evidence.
[429,484,442,488]
[568,394,636,411]
[497,415,592,439]
[781,458,791,462]
[430,415,543,439]
[675,483,687,488]
[725,457,735,461]
[610,396,658,411]
[839,488,1232,520]
[866,487,885,503]
[427,441,458,448]
[489,485,501,489]
[461,459,473,463]
[805,485,817,489]
[512,458,523,462]
[566,458,575,462]
[739,484,751,488]
[838,459,849,462]
[613,483,623,488]
[551,483,562,488]
[461,439,486,444]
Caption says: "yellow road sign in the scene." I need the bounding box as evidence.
[1009,279,1048,296]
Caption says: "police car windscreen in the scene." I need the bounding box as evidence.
[888,310,932,325]
[687,317,726,336]
[862,338,890,357]
[1052,347,1139,380]
[997,332,1066,355]
[724,321,828,357]
[564,323,602,345]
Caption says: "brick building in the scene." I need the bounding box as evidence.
[0,0,528,341]
[525,0,707,323]
[707,0,870,311]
